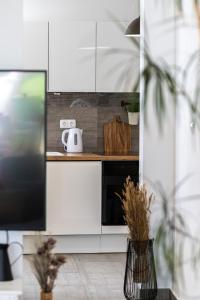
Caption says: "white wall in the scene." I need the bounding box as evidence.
[175,2,200,299]
[0,0,23,279]
[142,0,200,296]
[141,0,176,288]
[23,0,140,22]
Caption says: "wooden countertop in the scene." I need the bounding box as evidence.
[46,153,139,161]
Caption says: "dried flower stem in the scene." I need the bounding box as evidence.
[29,238,66,293]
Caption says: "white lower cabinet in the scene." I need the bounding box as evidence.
[47,162,102,235]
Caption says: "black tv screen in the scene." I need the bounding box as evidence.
[0,70,46,230]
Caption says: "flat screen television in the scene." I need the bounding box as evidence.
[0,70,46,230]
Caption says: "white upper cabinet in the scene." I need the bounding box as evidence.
[47,162,102,235]
[49,21,96,92]
[22,22,48,70]
[96,21,140,92]
[0,0,23,69]
[21,21,140,92]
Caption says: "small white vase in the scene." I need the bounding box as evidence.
[128,112,139,125]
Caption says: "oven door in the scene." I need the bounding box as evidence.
[102,161,139,226]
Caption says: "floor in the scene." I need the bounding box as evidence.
[23,253,126,300]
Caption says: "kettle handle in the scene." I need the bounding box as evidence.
[62,129,69,149]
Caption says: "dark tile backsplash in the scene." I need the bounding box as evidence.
[47,93,139,154]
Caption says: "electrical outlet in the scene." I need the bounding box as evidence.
[60,119,76,129]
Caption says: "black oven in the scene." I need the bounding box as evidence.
[102,161,139,226]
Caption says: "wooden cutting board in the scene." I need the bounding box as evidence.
[104,116,132,155]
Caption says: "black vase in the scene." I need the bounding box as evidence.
[0,244,13,281]
[124,239,157,300]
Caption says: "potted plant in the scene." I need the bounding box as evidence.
[29,238,66,300]
[118,177,157,300]
[121,93,140,125]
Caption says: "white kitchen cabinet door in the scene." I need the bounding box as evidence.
[49,21,96,92]
[22,22,48,70]
[0,1,23,69]
[96,21,140,92]
[47,162,101,235]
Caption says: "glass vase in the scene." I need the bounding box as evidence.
[124,239,157,300]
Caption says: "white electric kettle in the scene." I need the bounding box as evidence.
[62,128,83,153]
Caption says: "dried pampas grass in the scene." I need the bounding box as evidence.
[118,176,153,241]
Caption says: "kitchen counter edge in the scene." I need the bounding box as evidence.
[46,153,139,161]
